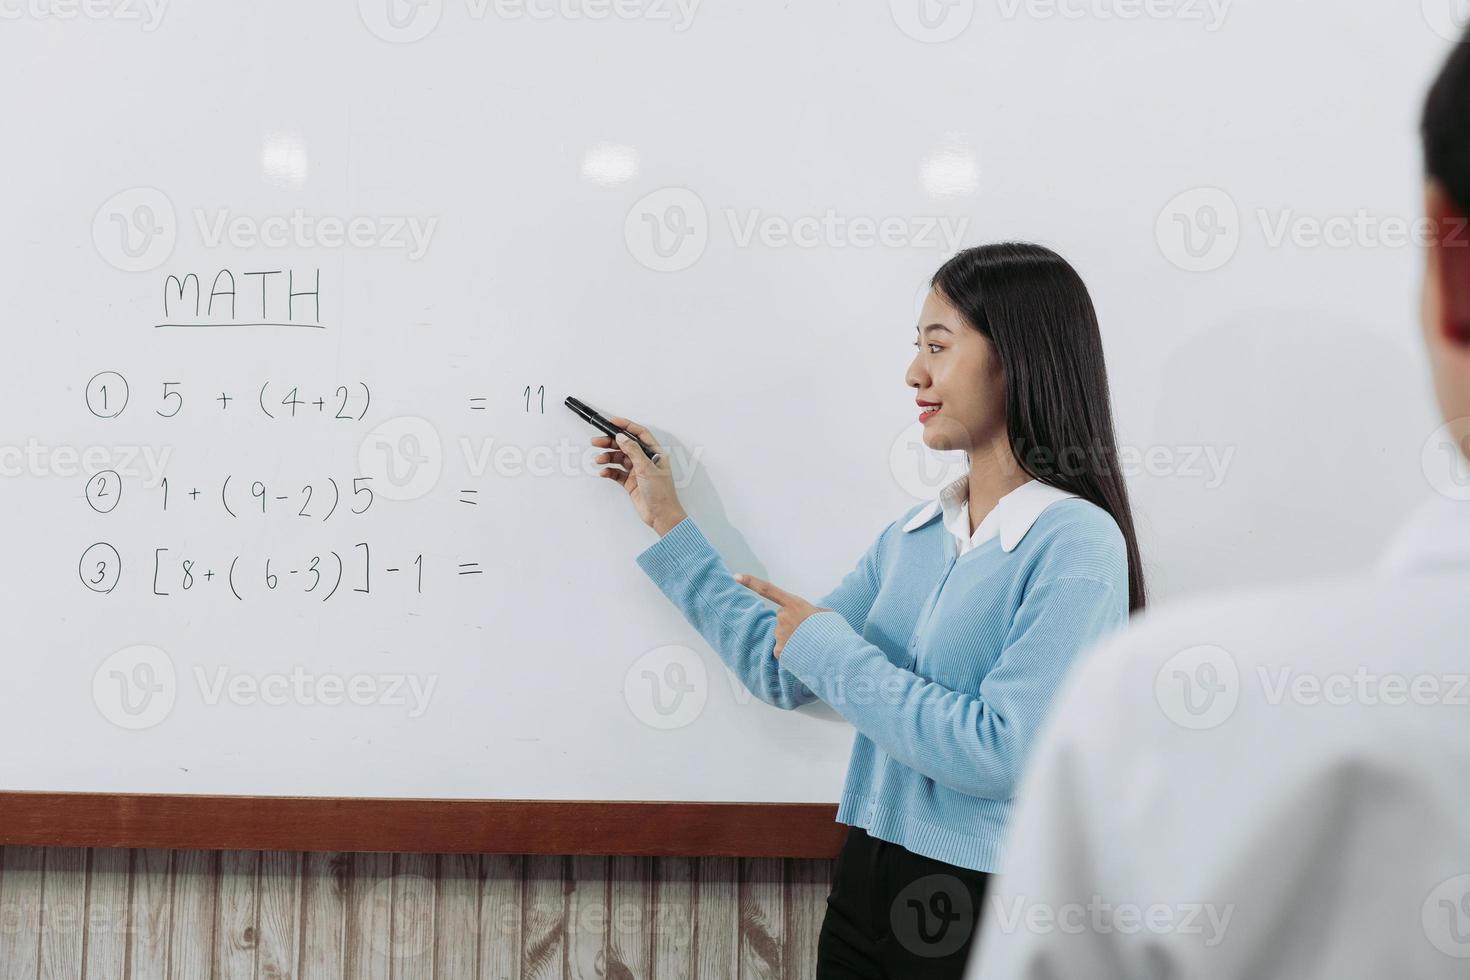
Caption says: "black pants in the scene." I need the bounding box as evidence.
[816,825,991,979]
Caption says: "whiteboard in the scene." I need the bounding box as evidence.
[0,0,1452,802]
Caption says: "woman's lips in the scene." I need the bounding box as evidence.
[918,405,941,422]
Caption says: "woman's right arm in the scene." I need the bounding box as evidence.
[635,514,891,709]
[592,417,889,709]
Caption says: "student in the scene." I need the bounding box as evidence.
[592,243,1146,977]
[968,32,1470,980]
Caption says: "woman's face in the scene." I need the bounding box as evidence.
[906,287,1008,454]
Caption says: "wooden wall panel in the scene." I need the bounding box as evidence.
[0,847,833,979]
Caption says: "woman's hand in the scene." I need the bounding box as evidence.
[734,574,830,658]
[593,416,688,536]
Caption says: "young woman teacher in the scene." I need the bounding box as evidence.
[591,242,1147,978]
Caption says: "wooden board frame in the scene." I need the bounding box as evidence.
[0,793,846,856]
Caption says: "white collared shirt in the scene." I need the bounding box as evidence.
[969,492,1470,978]
[904,475,1080,557]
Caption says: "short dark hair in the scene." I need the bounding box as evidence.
[1423,27,1470,212]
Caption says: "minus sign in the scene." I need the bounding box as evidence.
[386,568,400,572]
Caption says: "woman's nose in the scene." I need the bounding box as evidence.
[905,357,926,390]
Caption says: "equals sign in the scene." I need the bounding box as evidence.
[458,562,483,576]
[469,397,488,411]
[459,489,479,505]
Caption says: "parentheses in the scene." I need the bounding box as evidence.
[358,381,370,420]
[325,550,342,602]
[259,381,275,420]
[229,555,242,601]
[221,474,236,519]
[324,477,339,522]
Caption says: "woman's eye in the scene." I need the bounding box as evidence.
[911,341,941,353]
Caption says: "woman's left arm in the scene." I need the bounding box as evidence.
[774,572,1126,799]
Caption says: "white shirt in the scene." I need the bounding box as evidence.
[968,493,1470,978]
[904,475,1080,557]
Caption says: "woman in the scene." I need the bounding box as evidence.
[592,242,1146,977]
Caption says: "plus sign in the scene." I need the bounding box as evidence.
[204,570,214,581]
[217,392,232,409]
[189,487,201,501]
[314,396,326,411]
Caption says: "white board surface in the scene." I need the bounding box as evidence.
[0,0,1454,800]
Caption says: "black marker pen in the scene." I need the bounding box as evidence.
[565,395,663,465]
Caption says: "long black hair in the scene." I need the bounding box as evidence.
[931,243,1147,613]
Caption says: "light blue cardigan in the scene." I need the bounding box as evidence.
[634,497,1128,873]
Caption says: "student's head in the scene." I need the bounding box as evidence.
[1421,29,1470,458]
[908,243,1147,611]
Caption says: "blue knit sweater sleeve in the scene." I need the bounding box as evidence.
[779,533,1127,800]
[635,515,890,710]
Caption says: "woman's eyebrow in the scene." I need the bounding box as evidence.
[916,323,954,336]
